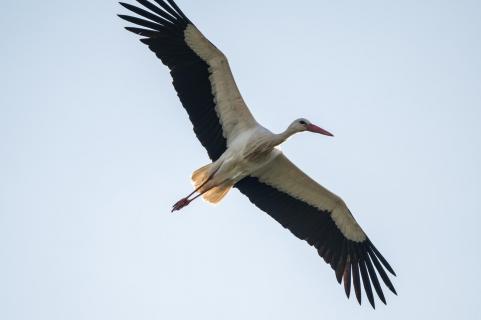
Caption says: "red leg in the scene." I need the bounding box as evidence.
[171,197,191,212]
[171,176,213,213]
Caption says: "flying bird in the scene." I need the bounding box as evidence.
[119,0,397,308]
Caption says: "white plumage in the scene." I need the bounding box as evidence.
[119,0,396,308]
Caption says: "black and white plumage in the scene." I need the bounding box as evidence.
[119,0,397,308]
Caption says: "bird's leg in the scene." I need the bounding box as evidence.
[171,188,214,212]
[171,192,205,212]
[171,177,212,212]
[171,198,191,212]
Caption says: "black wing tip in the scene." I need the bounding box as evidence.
[365,243,397,304]
[118,2,137,13]
[335,241,397,308]
[343,266,351,298]
[359,260,375,309]
[368,239,397,276]
[365,251,387,305]
[367,247,398,297]
[124,27,156,39]
[336,273,342,284]
[385,263,397,277]
[356,296,362,305]
[122,0,192,25]
[124,26,137,32]
[119,2,138,12]
[166,0,192,23]
[118,14,133,22]
[352,264,362,305]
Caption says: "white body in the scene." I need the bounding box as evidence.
[207,127,278,184]
[184,25,366,242]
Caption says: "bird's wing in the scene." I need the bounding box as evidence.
[119,0,258,160]
[235,153,397,308]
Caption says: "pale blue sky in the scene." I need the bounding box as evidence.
[1,0,480,319]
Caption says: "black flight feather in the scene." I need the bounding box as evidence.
[368,249,397,295]
[137,0,178,24]
[365,253,386,304]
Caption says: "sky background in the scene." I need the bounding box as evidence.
[1,0,481,319]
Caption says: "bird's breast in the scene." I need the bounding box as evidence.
[218,129,279,182]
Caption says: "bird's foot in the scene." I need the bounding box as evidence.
[171,197,191,212]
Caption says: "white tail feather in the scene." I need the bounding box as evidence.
[191,164,211,189]
[202,182,233,204]
[192,163,232,204]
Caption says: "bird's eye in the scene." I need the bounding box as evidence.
[299,120,307,125]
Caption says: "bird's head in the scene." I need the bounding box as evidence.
[290,118,334,137]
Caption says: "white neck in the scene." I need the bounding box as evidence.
[272,126,300,147]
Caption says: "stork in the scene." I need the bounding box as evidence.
[119,0,397,308]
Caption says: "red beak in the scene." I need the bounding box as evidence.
[306,124,334,137]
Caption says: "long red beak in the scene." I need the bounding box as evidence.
[306,124,334,137]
